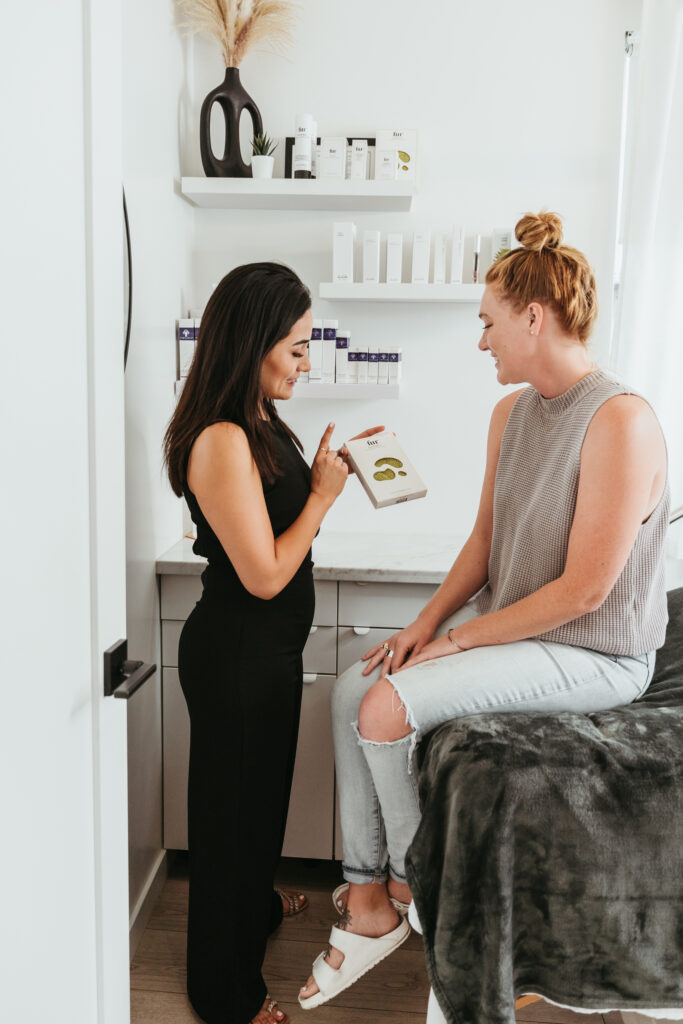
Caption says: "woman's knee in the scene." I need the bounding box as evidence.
[332,659,376,720]
[358,678,413,743]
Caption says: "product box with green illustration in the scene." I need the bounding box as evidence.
[375,129,418,181]
[345,430,427,509]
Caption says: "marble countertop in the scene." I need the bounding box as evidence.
[156,531,465,584]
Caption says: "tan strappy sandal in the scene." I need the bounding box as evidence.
[262,994,288,1023]
[276,887,308,917]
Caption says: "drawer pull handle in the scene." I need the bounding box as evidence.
[353,626,371,636]
[303,673,317,684]
[309,626,318,634]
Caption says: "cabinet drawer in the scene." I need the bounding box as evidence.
[160,575,202,620]
[162,620,337,672]
[162,667,190,850]
[161,619,183,667]
[338,581,437,629]
[160,574,336,625]
[303,625,336,675]
[282,674,336,860]
[337,626,393,677]
[312,580,337,626]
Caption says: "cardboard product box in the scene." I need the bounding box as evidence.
[344,430,427,509]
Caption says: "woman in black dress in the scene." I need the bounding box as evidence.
[163,263,380,1024]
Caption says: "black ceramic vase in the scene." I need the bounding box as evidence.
[199,67,263,177]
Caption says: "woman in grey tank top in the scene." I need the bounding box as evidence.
[298,212,670,1010]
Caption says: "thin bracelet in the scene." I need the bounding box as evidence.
[447,628,465,652]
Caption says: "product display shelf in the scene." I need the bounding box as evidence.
[292,383,400,400]
[179,177,414,212]
[319,282,485,302]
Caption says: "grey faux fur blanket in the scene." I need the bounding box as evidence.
[406,588,683,1024]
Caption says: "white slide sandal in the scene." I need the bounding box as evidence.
[298,918,411,1010]
[332,882,410,916]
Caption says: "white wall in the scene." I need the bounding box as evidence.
[122,0,192,918]
[182,0,642,538]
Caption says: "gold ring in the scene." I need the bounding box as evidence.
[382,642,390,654]
[320,447,328,454]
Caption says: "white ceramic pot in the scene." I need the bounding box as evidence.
[251,155,274,179]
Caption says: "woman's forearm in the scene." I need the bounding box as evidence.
[417,532,491,631]
[449,574,598,650]
[263,492,332,598]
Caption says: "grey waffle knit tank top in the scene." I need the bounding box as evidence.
[477,369,670,655]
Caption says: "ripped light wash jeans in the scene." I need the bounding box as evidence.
[332,601,655,887]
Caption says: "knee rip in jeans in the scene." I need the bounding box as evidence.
[353,688,419,774]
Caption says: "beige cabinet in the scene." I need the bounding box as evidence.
[159,572,437,860]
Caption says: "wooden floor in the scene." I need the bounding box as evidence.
[130,854,621,1024]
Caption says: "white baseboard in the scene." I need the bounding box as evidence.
[129,849,168,962]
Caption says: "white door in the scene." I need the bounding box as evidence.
[1,0,133,1021]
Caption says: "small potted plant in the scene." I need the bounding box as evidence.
[251,134,278,179]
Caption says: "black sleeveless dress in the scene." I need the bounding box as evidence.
[178,419,315,1024]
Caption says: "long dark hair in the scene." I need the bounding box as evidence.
[164,262,311,496]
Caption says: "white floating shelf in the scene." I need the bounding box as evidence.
[319,283,485,303]
[180,177,414,212]
[292,383,400,400]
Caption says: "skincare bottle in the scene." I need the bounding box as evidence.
[356,346,369,383]
[310,119,319,178]
[294,113,314,179]
[449,225,465,284]
[367,346,379,383]
[177,319,195,378]
[363,230,381,284]
[433,233,447,284]
[350,139,369,180]
[320,137,347,180]
[322,319,338,383]
[411,230,431,284]
[309,319,323,381]
[472,234,481,284]
[377,347,390,384]
[347,348,358,384]
[386,233,403,284]
[333,222,356,283]
[388,346,402,384]
[335,330,350,383]
[178,317,194,342]
[491,227,513,262]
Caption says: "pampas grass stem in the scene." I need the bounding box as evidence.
[178,0,298,67]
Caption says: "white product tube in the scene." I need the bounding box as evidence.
[411,230,431,284]
[356,346,369,383]
[367,346,379,383]
[322,319,338,383]
[335,331,350,383]
[386,233,403,284]
[350,139,368,180]
[333,222,356,284]
[450,225,465,284]
[363,230,381,284]
[433,234,447,284]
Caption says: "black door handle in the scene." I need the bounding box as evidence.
[104,639,156,699]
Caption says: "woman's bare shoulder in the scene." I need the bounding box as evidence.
[588,392,663,440]
[188,422,255,489]
[489,388,526,434]
[193,421,249,453]
[584,393,666,475]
